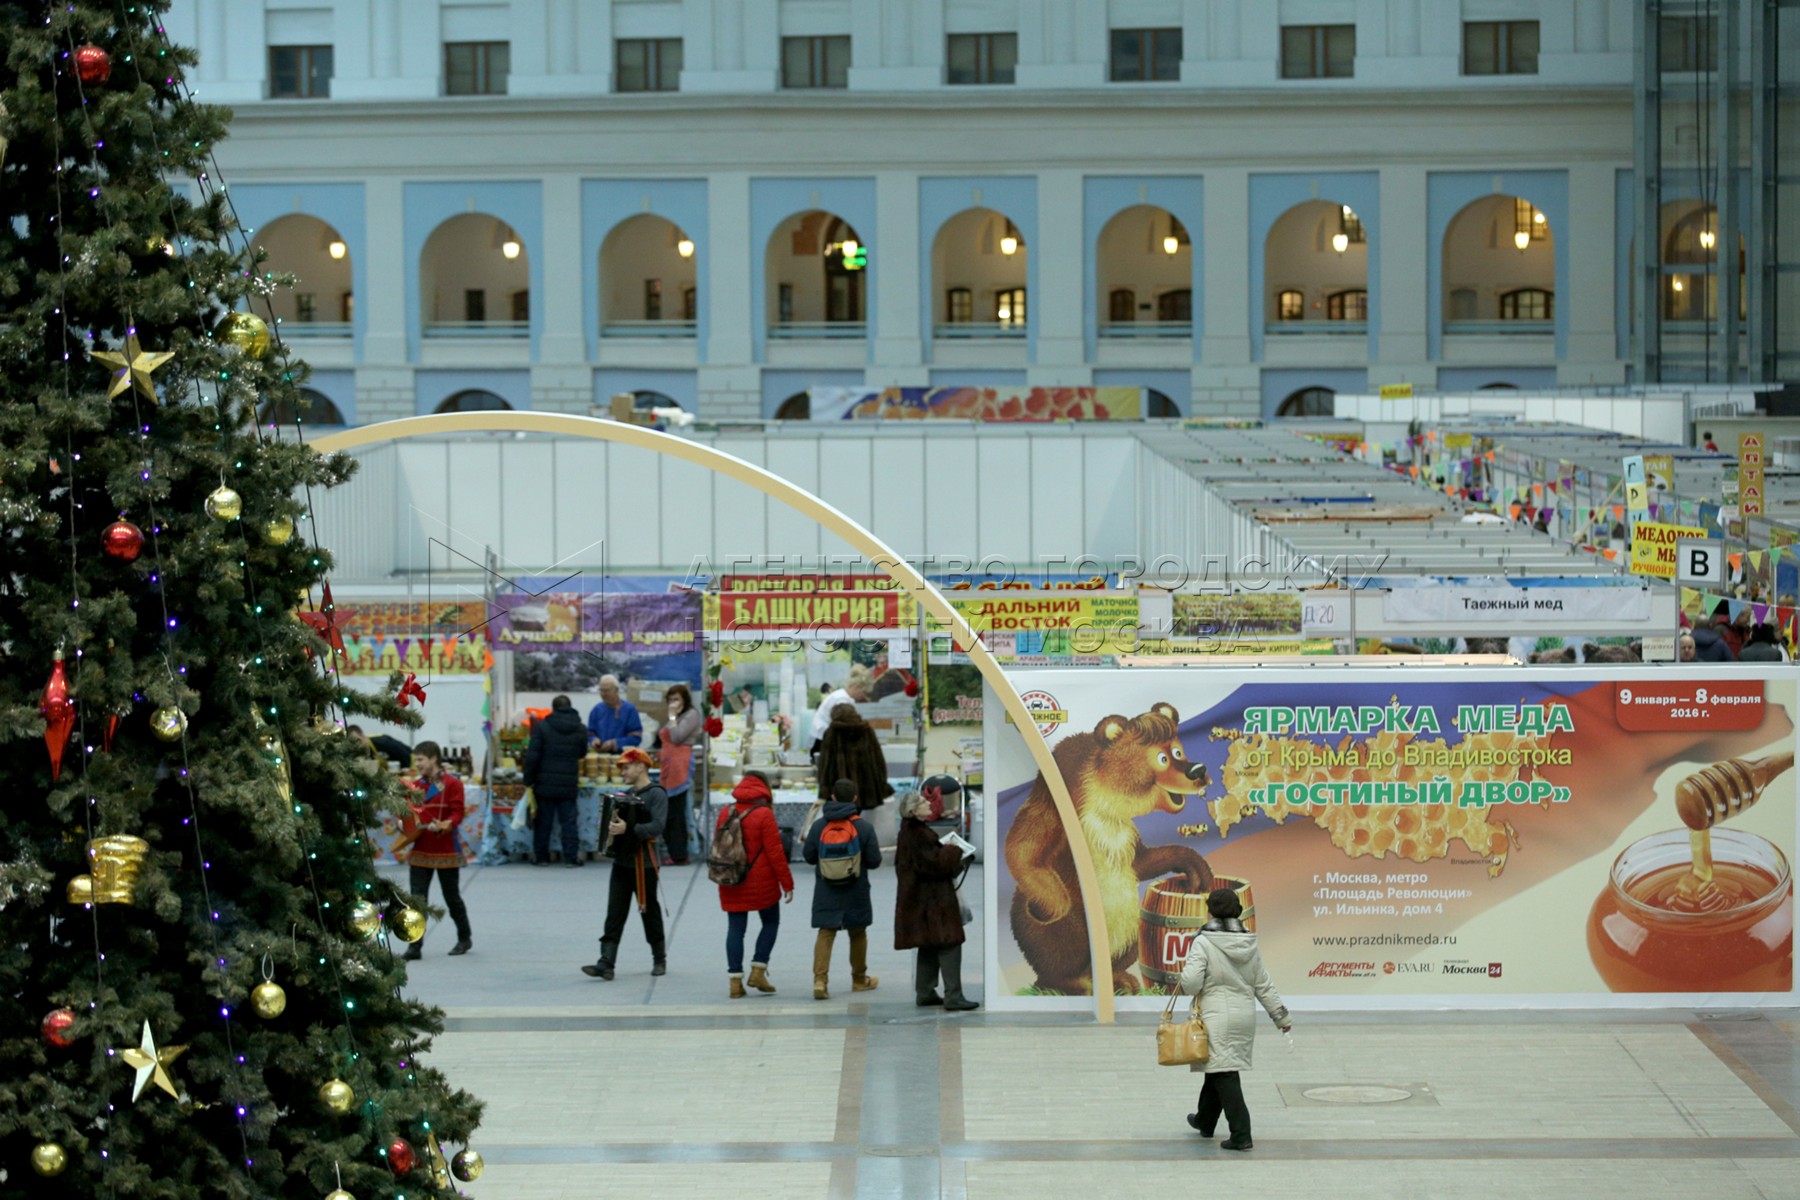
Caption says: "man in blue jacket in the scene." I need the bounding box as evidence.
[587,674,642,751]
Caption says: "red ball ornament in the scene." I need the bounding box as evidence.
[41,1008,77,1048]
[386,1137,416,1176]
[903,678,920,698]
[102,519,145,562]
[704,716,724,739]
[74,44,111,86]
[707,680,725,707]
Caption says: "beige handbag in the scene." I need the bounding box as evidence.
[1155,987,1209,1066]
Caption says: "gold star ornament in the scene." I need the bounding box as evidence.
[117,1019,186,1102]
[90,335,175,403]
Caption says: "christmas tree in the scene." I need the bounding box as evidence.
[0,4,482,1196]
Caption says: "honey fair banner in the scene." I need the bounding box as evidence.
[808,385,1141,422]
[926,593,1139,660]
[982,667,1796,1009]
[1629,521,1710,579]
[336,601,490,676]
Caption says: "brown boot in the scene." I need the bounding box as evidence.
[747,963,777,994]
[813,929,835,1000]
[849,928,878,991]
[729,973,747,999]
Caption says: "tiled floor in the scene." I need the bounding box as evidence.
[389,860,1800,1199]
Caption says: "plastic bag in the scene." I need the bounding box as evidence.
[509,788,534,831]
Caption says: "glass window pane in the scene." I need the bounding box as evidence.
[781,37,811,87]
[1324,26,1354,77]
[489,43,510,92]
[947,34,979,84]
[1464,23,1496,74]
[446,43,474,94]
[617,40,647,91]
[990,33,1017,83]
[659,39,683,89]
[271,48,299,96]
[1508,22,1538,74]
[824,36,850,87]
[1110,30,1143,80]
[1281,27,1313,78]
[309,47,332,96]
[1152,29,1182,80]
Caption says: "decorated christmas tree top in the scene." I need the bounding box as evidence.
[0,4,482,1196]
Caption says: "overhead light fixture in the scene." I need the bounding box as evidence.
[840,238,859,259]
[1533,211,1546,225]
[1163,235,1180,255]
[327,240,346,260]
[1698,228,1716,250]
[1331,232,1349,254]
[501,238,521,259]
[676,237,695,258]
[997,303,1012,322]
[1000,234,1019,256]
[1513,230,1530,252]
[1672,277,1685,292]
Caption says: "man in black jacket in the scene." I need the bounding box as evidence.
[583,747,669,980]
[524,695,591,867]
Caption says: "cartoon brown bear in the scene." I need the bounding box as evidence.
[1006,703,1213,995]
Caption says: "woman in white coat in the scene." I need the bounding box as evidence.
[1177,888,1292,1151]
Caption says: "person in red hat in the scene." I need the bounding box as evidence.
[581,746,668,980]
[715,770,794,997]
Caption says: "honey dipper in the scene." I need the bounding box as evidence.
[1676,751,1796,831]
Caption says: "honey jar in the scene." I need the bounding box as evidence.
[1587,828,1792,992]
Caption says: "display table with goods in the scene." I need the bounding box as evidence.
[478,749,656,863]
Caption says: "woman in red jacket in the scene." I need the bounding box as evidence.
[716,772,794,997]
[403,740,472,960]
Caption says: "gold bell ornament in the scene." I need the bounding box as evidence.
[66,834,149,905]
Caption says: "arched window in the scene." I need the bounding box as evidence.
[436,389,512,414]
[946,287,973,323]
[1498,288,1552,320]
[1326,289,1367,321]
[774,391,810,420]
[1479,381,1520,390]
[1156,289,1192,322]
[1146,389,1180,417]
[631,390,680,411]
[1108,288,1136,323]
[259,387,345,426]
[1277,387,1336,418]
[1276,289,1304,321]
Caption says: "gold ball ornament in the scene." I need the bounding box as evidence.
[349,900,382,939]
[250,980,287,1019]
[326,1192,355,1200]
[264,513,295,545]
[450,1149,484,1182]
[394,907,427,943]
[205,484,243,521]
[150,706,188,742]
[216,311,271,358]
[31,1142,68,1177]
[318,1078,355,1114]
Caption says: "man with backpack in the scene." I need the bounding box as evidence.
[801,779,883,1000]
[711,771,794,998]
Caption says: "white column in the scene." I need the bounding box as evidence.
[199,0,264,104]
[361,177,408,365]
[1560,163,1626,385]
[697,173,760,418]
[1031,170,1086,377]
[333,0,437,99]
[1372,165,1431,384]
[849,0,940,89]
[1015,0,1105,88]
[1194,168,1257,416]
[871,172,924,374]
[537,176,587,365]
[509,0,607,95]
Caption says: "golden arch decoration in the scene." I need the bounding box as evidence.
[313,412,1119,1021]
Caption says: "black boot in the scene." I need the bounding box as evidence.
[582,939,618,980]
[1220,1133,1253,1151]
[401,943,422,962]
[650,941,667,977]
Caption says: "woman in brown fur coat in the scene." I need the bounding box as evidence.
[895,792,978,1010]
[815,704,895,810]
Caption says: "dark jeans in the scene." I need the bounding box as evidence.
[600,856,664,958]
[533,793,580,863]
[408,865,471,942]
[726,904,780,973]
[915,943,967,1002]
[664,788,690,863]
[1196,1070,1250,1138]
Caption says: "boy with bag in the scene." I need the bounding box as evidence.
[802,779,883,1000]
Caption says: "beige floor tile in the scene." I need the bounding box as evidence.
[429,1029,844,1144]
[472,1162,834,1199]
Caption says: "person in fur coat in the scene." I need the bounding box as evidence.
[815,703,894,810]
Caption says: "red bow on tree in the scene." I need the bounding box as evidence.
[397,673,428,708]
[704,716,724,738]
[707,679,724,707]
[299,582,351,657]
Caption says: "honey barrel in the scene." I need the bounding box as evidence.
[1137,875,1254,991]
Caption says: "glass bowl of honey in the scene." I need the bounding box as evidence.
[1587,827,1792,992]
